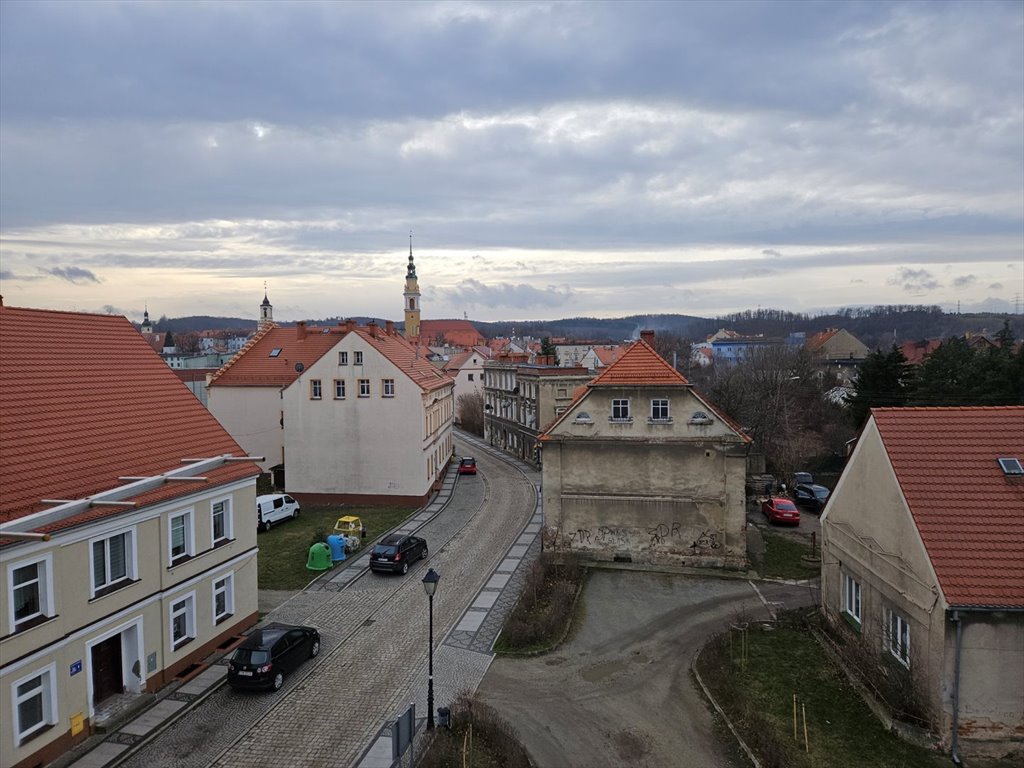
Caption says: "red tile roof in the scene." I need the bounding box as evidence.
[805,329,840,353]
[0,306,258,526]
[899,339,942,365]
[210,322,452,392]
[590,338,690,386]
[419,319,485,348]
[592,346,625,366]
[872,406,1024,608]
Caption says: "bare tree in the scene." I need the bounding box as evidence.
[457,391,484,436]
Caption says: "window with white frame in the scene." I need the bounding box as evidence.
[611,398,631,421]
[354,351,363,365]
[334,379,346,399]
[91,530,134,597]
[382,379,395,397]
[12,664,57,744]
[651,399,670,421]
[169,511,194,565]
[211,499,232,545]
[842,572,861,625]
[310,379,322,399]
[885,608,911,667]
[338,351,348,365]
[358,379,370,397]
[9,555,54,632]
[170,593,196,650]
[213,574,234,624]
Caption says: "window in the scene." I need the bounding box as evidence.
[358,379,370,397]
[170,594,195,650]
[998,457,1024,475]
[91,531,134,597]
[651,399,670,421]
[382,379,395,397]
[334,379,346,399]
[886,609,911,667]
[557,388,568,398]
[213,574,234,624]
[169,511,194,565]
[338,351,348,365]
[9,556,54,632]
[354,351,363,365]
[842,572,861,625]
[310,379,322,399]
[211,499,232,545]
[269,348,282,358]
[611,399,631,421]
[13,665,56,744]
[468,373,474,382]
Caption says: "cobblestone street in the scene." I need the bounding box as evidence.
[118,439,540,768]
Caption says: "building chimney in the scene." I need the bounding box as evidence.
[296,321,307,340]
[368,320,378,338]
[640,329,655,345]
[345,318,355,332]
[385,320,394,336]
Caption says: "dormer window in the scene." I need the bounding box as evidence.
[574,411,593,424]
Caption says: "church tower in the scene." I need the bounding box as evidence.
[259,285,274,330]
[140,304,153,334]
[403,235,421,339]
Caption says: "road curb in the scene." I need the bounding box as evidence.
[691,646,763,768]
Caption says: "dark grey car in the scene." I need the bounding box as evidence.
[369,534,428,575]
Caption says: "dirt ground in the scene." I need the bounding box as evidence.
[477,569,817,768]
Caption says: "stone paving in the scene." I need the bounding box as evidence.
[73,437,540,768]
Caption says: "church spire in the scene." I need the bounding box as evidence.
[259,281,274,330]
[403,233,421,339]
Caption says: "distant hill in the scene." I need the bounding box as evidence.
[148,306,1021,350]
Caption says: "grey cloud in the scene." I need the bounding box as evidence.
[887,267,939,293]
[40,266,101,284]
[762,249,783,258]
[0,268,44,281]
[953,274,977,288]
[437,278,573,309]
[989,282,1003,289]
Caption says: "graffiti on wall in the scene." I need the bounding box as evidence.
[689,530,722,553]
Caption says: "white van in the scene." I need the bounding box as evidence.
[256,494,301,532]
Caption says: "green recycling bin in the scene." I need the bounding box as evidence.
[306,542,331,571]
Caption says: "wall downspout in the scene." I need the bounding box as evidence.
[950,609,963,765]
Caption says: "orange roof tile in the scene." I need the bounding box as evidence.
[211,322,451,392]
[805,329,840,353]
[590,338,690,386]
[593,346,625,366]
[0,306,258,526]
[872,406,1024,608]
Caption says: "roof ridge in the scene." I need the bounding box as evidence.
[209,322,278,383]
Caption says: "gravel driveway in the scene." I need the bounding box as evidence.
[477,569,818,768]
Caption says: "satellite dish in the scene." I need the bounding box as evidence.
[295,362,304,372]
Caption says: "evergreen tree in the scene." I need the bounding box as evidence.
[540,337,559,365]
[845,346,912,427]
[909,337,975,406]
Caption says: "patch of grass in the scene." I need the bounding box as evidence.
[494,554,584,654]
[419,691,531,768]
[256,503,415,590]
[760,532,821,580]
[696,614,948,768]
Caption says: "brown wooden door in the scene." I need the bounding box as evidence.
[91,635,123,704]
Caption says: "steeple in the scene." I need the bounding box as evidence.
[140,303,153,334]
[259,282,274,330]
[403,233,421,339]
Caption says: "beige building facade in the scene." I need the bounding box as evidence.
[821,408,1024,758]
[540,332,750,568]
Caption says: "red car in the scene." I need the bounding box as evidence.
[458,457,477,475]
[762,497,801,525]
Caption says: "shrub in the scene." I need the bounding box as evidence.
[418,691,531,768]
[494,553,584,653]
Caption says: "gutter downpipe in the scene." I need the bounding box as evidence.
[950,609,963,765]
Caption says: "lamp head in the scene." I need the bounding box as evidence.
[422,567,440,597]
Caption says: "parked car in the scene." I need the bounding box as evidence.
[762,497,801,525]
[458,457,477,475]
[792,482,830,513]
[227,623,320,691]
[256,493,300,532]
[369,533,428,574]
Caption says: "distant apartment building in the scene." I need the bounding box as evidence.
[483,355,592,466]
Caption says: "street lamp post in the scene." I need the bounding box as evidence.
[422,568,440,730]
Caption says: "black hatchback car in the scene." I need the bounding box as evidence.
[369,533,428,575]
[226,623,320,691]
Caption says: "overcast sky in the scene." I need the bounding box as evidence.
[1,1,1021,325]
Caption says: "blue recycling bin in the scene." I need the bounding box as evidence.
[326,534,347,563]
